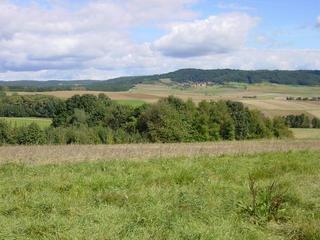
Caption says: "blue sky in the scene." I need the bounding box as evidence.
[0,0,319,80]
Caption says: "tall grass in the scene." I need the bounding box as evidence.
[0,151,319,239]
[0,139,319,165]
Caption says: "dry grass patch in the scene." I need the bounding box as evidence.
[0,140,320,165]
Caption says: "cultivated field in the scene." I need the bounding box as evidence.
[8,82,320,117]
[0,150,319,239]
[0,117,52,129]
[291,128,320,140]
[0,139,320,165]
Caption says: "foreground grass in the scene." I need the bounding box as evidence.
[0,117,52,129]
[0,151,319,239]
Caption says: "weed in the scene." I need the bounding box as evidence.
[238,175,288,224]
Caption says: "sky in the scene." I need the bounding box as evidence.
[0,0,319,80]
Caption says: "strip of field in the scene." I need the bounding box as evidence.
[291,128,320,140]
[10,91,160,102]
[0,140,319,165]
[0,117,52,129]
[114,99,146,107]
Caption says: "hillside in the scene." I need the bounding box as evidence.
[1,69,320,92]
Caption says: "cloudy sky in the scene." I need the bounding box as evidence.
[0,0,319,80]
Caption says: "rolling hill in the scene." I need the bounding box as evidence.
[1,69,320,92]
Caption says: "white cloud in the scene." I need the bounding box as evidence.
[0,0,198,74]
[317,16,320,28]
[0,1,319,80]
[1,48,320,80]
[153,13,258,57]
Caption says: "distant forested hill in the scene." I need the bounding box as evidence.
[1,69,320,92]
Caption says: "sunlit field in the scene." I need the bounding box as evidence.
[0,117,52,129]
[114,99,146,107]
[8,82,320,117]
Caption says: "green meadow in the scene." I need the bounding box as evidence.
[0,151,319,239]
[114,99,146,107]
[0,117,52,129]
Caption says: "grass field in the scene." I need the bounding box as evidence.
[0,117,52,129]
[0,150,319,239]
[291,128,320,140]
[114,99,146,107]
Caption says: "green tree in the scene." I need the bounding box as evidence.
[0,120,13,145]
[312,117,320,128]
[273,117,293,139]
[16,123,46,145]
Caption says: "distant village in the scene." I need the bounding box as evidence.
[178,82,213,88]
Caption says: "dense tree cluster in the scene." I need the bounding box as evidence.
[0,94,292,145]
[285,114,320,128]
[0,94,63,118]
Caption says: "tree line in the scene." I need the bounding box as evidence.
[0,93,63,118]
[0,93,292,145]
[286,96,320,102]
[284,114,320,129]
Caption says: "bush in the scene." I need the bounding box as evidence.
[273,117,293,138]
[65,127,101,144]
[0,120,13,145]
[15,123,46,145]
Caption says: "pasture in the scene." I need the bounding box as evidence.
[0,117,52,129]
[0,150,319,239]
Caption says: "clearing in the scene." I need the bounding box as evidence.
[0,117,52,129]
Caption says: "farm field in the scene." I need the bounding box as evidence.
[0,150,319,239]
[291,128,320,140]
[7,82,320,118]
[0,117,52,129]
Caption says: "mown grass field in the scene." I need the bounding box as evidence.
[114,99,146,107]
[291,128,320,140]
[0,150,319,239]
[0,117,52,129]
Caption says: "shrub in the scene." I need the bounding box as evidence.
[15,123,46,145]
[0,120,13,145]
[273,117,293,138]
